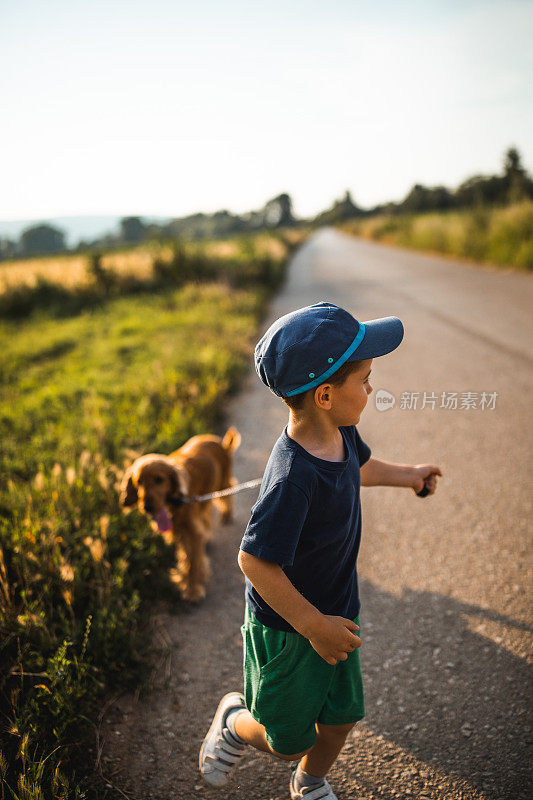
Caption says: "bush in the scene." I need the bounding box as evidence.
[0,454,170,798]
[87,253,117,294]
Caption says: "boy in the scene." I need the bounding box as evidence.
[199,301,442,799]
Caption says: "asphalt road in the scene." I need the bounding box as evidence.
[103,229,533,800]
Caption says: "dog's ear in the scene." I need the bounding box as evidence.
[166,463,186,503]
[221,426,241,453]
[120,469,138,507]
[167,465,180,501]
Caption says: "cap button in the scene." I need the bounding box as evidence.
[309,372,315,378]
[328,357,334,363]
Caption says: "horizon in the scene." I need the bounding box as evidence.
[2,0,532,222]
[0,144,527,227]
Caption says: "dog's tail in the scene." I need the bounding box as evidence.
[221,426,241,453]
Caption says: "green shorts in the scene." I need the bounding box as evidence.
[240,603,365,756]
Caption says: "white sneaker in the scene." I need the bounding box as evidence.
[289,761,339,799]
[199,692,248,787]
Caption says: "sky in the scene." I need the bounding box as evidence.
[1,0,532,221]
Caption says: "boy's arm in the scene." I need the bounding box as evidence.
[238,549,321,637]
[237,549,360,665]
[360,456,442,494]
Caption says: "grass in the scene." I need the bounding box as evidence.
[0,233,290,320]
[0,231,299,799]
[339,201,533,271]
[1,282,264,471]
[0,231,302,296]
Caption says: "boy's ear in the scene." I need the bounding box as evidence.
[314,384,331,406]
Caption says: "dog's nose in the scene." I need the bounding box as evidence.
[144,501,154,514]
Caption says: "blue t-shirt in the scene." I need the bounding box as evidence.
[239,424,371,632]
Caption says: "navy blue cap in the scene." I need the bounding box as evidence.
[254,301,404,398]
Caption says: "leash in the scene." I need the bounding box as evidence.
[169,476,431,506]
[170,477,263,506]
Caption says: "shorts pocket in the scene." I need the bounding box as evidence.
[255,633,322,748]
[259,630,293,679]
[242,622,291,715]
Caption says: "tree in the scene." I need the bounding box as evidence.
[503,147,531,203]
[313,190,364,225]
[0,236,16,260]
[503,147,524,178]
[400,184,453,213]
[20,224,66,255]
[120,216,146,243]
[263,194,295,227]
[454,175,505,208]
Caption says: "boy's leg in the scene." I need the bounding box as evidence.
[297,612,364,779]
[234,709,313,761]
[298,721,357,778]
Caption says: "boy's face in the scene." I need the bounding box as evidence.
[315,358,373,425]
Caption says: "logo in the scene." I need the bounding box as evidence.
[375,389,396,412]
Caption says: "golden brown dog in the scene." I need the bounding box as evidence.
[120,426,241,602]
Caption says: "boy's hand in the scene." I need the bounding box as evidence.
[307,614,361,665]
[411,464,442,496]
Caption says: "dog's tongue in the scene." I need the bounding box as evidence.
[155,508,172,532]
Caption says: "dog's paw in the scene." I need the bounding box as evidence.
[181,583,206,603]
[169,568,186,589]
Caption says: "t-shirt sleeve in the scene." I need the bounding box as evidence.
[239,479,310,568]
[354,426,372,467]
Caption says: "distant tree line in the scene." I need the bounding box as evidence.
[1,147,530,261]
[314,147,533,225]
[0,193,296,261]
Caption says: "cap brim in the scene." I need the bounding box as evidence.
[347,316,404,361]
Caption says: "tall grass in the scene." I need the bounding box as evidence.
[0,233,291,319]
[340,201,533,271]
[0,232,298,799]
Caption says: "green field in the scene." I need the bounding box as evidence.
[0,233,297,799]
